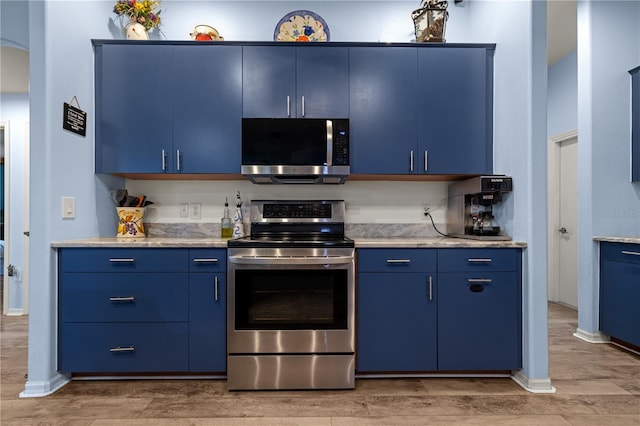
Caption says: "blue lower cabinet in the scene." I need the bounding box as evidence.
[600,246,640,346]
[189,273,227,372]
[437,271,522,370]
[59,323,188,373]
[357,272,437,372]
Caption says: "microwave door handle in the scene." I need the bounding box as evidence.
[326,120,333,166]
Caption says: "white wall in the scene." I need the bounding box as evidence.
[548,51,578,137]
[0,94,29,313]
[577,0,640,337]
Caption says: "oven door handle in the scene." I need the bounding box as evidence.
[228,255,353,265]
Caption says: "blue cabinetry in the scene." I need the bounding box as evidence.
[357,249,437,372]
[599,242,640,347]
[349,47,418,174]
[437,248,522,370]
[94,42,242,174]
[356,247,521,373]
[417,47,494,174]
[350,45,494,175]
[58,247,227,374]
[630,66,640,182]
[242,45,349,118]
[188,249,227,372]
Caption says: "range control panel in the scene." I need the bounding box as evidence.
[263,203,332,219]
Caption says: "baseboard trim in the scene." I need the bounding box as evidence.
[511,370,556,394]
[574,328,611,343]
[20,373,70,398]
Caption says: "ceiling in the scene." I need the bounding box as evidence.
[0,1,577,94]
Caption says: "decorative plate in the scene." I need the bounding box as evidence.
[274,10,330,42]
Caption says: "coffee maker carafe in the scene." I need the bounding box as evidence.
[447,176,512,240]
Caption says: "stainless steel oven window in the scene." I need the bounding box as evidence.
[234,269,348,330]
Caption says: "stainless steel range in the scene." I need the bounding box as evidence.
[227,200,355,390]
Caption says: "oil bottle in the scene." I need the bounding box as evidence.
[221,197,232,239]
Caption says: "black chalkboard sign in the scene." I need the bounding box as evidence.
[63,101,86,137]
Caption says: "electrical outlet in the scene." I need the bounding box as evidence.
[423,204,431,215]
[179,203,189,218]
[189,202,202,219]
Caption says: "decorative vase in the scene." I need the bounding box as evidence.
[116,207,146,238]
[411,0,449,43]
[125,22,149,40]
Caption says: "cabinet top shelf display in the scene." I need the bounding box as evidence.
[91,40,496,50]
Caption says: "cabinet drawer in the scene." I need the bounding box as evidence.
[59,322,188,373]
[601,242,640,265]
[59,248,189,273]
[437,248,519,272]
[357,249,437,272]
[189,249,226,272]
[60,273,188,322]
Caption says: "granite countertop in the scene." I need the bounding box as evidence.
[52,236,527,249]
[593,236,640,244]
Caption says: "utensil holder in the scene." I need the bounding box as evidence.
[116,207,145,238]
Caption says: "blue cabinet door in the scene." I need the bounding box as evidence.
[600,260,640,346]
[437,271,521,370]
[357,272,437,372]
[243,46,296,117]
[349,47,418,174]
[189,273,227,372]
[243,45,349,118]
[417,47,494,174]
[296,46,349,118]
[172,45,242,173]
[95,44,173,173]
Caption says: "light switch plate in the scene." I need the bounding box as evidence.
[62,196,75,219]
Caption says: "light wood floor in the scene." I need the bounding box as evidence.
[1,303,639,425]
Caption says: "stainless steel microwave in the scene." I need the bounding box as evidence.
[241,118,350,184]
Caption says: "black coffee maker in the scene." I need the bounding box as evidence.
[447,176,513,240]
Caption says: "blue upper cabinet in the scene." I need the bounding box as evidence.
[95,43,242,174]
[95,44,173,173]
[243,45,349,118]
[417,47,494,175]
[349,47,419,174]
[172,45,242,173]
[630,66,640,182]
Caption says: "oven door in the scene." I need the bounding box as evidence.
[227,248,355,354]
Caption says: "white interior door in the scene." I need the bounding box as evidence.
[548,131,579,308]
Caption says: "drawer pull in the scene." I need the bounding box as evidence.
[109,296,135,302]
[621,250,640,256]
[386,259,411,264]
[428,276,433,301]
[109,346,135,353]
[470,284,485,293]
[193,258,219,263]
[468,278,492,283]
[109,258,135,263]
[467,258,492,263]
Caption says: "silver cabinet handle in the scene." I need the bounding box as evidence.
[109,296,135,302]
[176,149,182,171]
[386,259,411,264]
[301,95,305,117]
[214,276,219,301]
[410,151,414,172]
[428,276,433,301]
[468,278,493,283]
[161,149,167,171]
[109,258,135,263]
[622,250,640,256]
[424,150,428,172]
[468,258,492,263]
[287,95,290,117]
[110,346,135,353]
[193,258,218,263]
